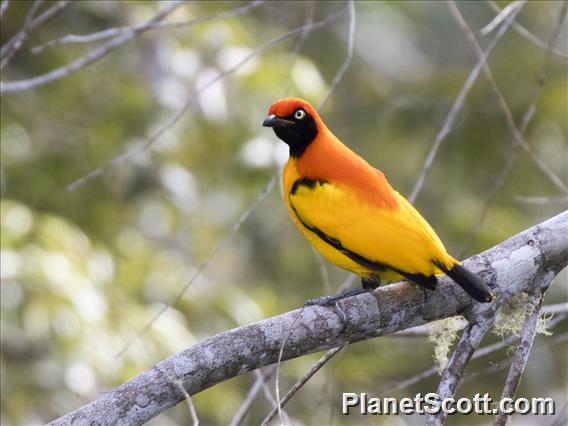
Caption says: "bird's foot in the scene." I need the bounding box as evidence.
[304,288,370,307]
[305,288,372,334]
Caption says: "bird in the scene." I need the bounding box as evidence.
[262,98,494,304]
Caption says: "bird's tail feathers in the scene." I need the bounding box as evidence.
[434,261,494,303]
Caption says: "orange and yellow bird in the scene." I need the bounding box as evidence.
[263,98,493,304]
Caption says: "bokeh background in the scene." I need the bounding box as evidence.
[1,1,566,425]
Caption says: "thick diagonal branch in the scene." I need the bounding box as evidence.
[51,211,567,425]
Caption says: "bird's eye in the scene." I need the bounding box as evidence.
[294,109,306,120]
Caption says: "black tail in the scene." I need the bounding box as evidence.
[435,262,494,303]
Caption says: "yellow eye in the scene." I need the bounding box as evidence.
[294,109,306,120]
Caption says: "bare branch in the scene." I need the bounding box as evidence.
[261,346,344,426]
[50,211,568,425]
[274,307,304,425]
[462,327,568,386]
[391,302,565,337]
[408,1,525,203]
[426,320,496,426]
[513,195,568,205]
[156,363,200,426]
[66,3,348,192]
[28,0,70,29]
[116,174,277,358]
[486,0,568,60]
[494,291,544,426]
[0,0,10,19]
[258,372,292,425]
[0,0,44,70]
[541,302,568,315]
[30,0,266,55]
[480,0,524,36]
[317,0,356,111]
[284,0,316,96]
[0,1,185,93]
[175,380,199,426]
[230,367,276,426]
[383,311,566,394]
[448,0,568,195]
[460,1,568,256]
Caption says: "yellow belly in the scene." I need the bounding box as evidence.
[282,159,457,283]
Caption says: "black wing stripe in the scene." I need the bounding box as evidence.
[290,178,328,195]
[289,180,437,289]
[290,202,387,272]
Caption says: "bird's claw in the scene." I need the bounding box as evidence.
[304,288,369,307]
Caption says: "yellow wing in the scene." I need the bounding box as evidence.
[286,178,457,281]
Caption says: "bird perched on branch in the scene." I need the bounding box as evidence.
[263,98,493,304]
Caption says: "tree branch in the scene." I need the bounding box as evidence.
[408,0,525,203]
[29,0,265,55]
[0,1,184,93]
[494,290,544,425]
[65,3,347,192]
[486,0,568,60]
[261,346,344,426]
[50,210,567,425]
[0,0,44,70]
[448,0,568,195]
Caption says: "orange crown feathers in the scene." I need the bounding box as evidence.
[268,98,321,123]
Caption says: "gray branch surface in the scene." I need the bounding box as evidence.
[52,211,568,425]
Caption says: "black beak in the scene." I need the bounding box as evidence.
[262,114,293,128]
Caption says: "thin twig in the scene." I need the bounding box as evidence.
[513,195,568,205]
[541,302,568,315]
[116,175,277,358]
[28,0,70,29]
[261,346,344,426]
[230,367,277,426]
[480,0,524,36]
[317,0,356,111]
[258,375,292,425]
[486,0,568,60]
[66,3,348,192]
[392,303,565,338]
[0,1,184,93]
[284,0,316,96]
[0,0,69,62]
[156,363,200,426]
[30,0,265,54]
[175,380,200,426]
[381,312,567,395]
[463,329,568,385]
[0,0,44,70]
[273,307,305,426]
[448,0,568,195]
[408,1,525,204]
[0,0,10,19]
[495,291,544,426]
[459,1,568,257]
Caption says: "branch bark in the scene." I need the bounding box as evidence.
[51,211,568,425]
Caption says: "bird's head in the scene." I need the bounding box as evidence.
[263,98,321,158]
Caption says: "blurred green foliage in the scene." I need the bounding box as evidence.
[1,1,566,425]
